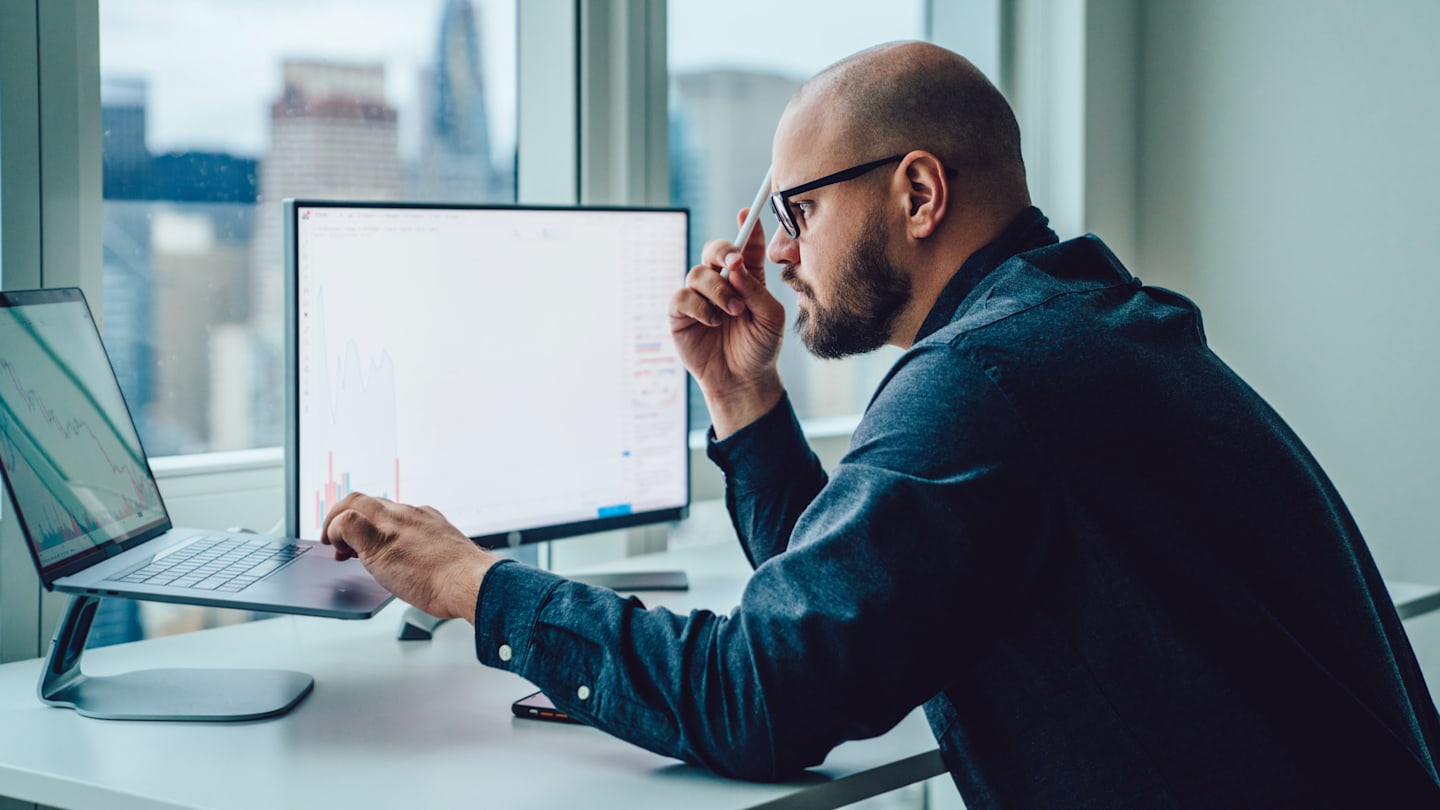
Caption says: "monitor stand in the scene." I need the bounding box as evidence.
[397,604,450,640]
[396,570,689,641]
[39,595,314,721]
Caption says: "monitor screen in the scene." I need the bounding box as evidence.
[284,201,690,546]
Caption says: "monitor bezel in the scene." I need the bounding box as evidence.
[282,198,691,547]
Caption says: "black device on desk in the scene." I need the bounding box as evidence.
[512,690,581,723]
[283,201,694,606]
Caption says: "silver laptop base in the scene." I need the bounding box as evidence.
[39,595,314,721]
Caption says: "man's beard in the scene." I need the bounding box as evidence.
[784,227,912,360]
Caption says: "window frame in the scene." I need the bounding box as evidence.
[1,0,1052,660]
[1,0,104,662]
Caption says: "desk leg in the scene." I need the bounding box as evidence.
[37,595,314,721]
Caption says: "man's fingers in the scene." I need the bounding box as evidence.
[729,255,767,295]
[320,492,356,545]
[322,492,388,555]
[683,262,747,317]
[729,207,769,290]
[330,507,382,557]
[670,286,723,328]
[700,237,741,269]
[324,515,359,560]
[734,208,768,275]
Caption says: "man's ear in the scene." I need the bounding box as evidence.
[898,151,949,240]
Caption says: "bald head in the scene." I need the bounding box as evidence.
[786,41,1029,214]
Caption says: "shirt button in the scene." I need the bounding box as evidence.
[577,685,591,701]
[498,644,512,662]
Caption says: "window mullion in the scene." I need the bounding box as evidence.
[578,0,668,207]
[37,0,104,301]
[517,0,581,205]
[0,0,99,664]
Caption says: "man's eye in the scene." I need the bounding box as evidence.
[793,201,814,221]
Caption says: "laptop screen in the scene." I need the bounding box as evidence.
[0,289,169,581]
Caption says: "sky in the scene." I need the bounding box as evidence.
[99,0,927,161]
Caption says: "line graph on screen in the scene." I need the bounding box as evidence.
[0,357,162,549]
[303,290,402,530]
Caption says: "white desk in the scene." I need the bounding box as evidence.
[2,499,1436,810]
[0,506,946,810]
[1390,580,1440,621]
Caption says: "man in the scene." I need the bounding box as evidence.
[322,41,1440,806]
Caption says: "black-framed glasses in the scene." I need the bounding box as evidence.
[768,154,904,238]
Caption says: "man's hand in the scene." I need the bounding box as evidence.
[669,208,787,438]
[321,492,497,623]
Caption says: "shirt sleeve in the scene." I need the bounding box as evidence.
[706,393,828,568]
[472,344,1054,781]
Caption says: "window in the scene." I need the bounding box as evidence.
[1,83,4,289]
[81,0,521,644]
[99,0,518,456]
[668,2,927,429]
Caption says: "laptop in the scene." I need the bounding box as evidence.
[0,287,393,619]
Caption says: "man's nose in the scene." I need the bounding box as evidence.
[768,226,797,267]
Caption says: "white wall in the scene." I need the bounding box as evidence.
[1136,0,1440,672]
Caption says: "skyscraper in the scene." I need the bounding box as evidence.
[413,0,508,203]
[100,76,156,432]
[248,61,405,446]
[101,75,260,455]
[258,61,404,203]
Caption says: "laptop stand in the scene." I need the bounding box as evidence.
[39,595,314,721]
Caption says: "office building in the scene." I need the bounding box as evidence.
[248,60,405,447]
[413,0,509,203]
[101,76,260,455]
[99,76,155,442]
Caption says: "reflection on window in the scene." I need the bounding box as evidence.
[100,0,517,457]
[668,2,925,429]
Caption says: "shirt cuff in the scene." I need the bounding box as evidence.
[473,558,566,671]
[706,393,815,494]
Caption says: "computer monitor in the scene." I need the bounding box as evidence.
[283,200,690,573]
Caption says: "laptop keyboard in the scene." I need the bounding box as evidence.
[108,535,310,592]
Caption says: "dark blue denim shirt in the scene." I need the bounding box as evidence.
[474,207,1440,807]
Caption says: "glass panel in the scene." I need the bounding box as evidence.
[0,78,4,290]
[669,2,927,429]
[99,0,518,456]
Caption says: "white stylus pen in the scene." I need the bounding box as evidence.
[724,166,773,278]
[735,165,774,247]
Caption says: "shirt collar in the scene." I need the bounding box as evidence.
[912,206,1058,344]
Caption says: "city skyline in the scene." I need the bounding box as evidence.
[99,0,925,159]
[100,2,515,455]
[100,0,518,162]
[97,0,927,455]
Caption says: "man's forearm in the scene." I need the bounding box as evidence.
[704,371,785,440]
[707,394,827,568]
